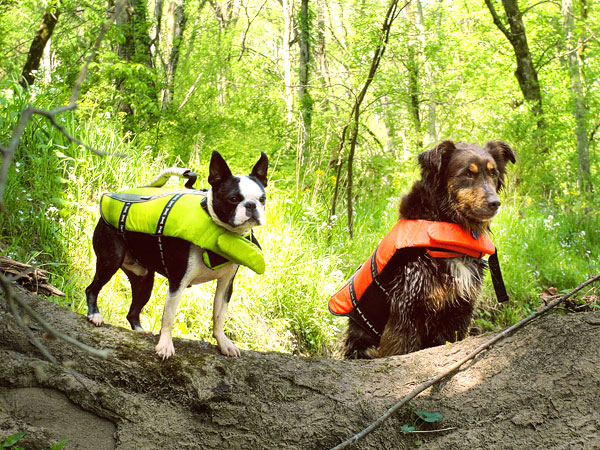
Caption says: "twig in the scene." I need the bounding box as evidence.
[330,273,600,450]
[404,426,457,434]
[0,7,116,362]
[176,71,204,112]
[0,273,110,361]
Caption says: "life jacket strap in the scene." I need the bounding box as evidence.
[155,193,185,278]
[488,249,509,303]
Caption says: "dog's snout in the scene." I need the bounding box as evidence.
[245,201,257,211]
[487,196,501,210]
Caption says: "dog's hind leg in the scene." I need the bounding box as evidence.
[85,220,126,326]
[343,320,380,359]
[123,268,155,333]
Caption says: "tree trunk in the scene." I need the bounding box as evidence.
[210,0,242,106]
[115,0,155,122]
[315,0,334,112]
[161,0,187,110]
[484,0,544,123]
[19,5,60,89]
[2,286,600,449]
[562,0,591,191]
[297,0,313,178]
[282,0,295,124]
[415,0,438,144]
[404,2,423,151]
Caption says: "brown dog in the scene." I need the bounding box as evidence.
[341,140,515,358]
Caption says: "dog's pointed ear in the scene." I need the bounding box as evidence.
[486,140,516,165]
[208,151,233,187]
[250,151,269,187]
[418,140,456,177]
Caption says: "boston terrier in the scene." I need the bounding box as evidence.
[85,151,268,359]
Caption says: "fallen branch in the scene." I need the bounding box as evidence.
[330,273,600,450]
[0,256,65,297]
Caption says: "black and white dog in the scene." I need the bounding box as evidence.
[85,151,268,359]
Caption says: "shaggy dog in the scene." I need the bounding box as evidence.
[342,140,515,358]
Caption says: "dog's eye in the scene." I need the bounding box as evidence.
[259,195,266,204]
[489,169,499,177]
[466,170,477,179]
[229,195,242,203]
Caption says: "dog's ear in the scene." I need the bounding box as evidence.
[208,151,233,187]
[485,140,516,165]
[418,140,456,177]
[249,151,269,187]
[485,141,515,191]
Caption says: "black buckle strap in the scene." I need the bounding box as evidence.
[154,193,185,278]
[488,249,509,303]
[117,202,132,234]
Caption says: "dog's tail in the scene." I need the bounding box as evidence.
[145,168,197,189]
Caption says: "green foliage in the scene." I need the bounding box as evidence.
[1,0,599,356]
[2,433,25,449]
[0,433,69,450]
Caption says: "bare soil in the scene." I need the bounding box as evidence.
[1,285,599,449]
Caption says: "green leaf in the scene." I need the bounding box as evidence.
[3,432,26,447]
[414,410,443,423]
[49,438,71,450]
[401,424,416,433]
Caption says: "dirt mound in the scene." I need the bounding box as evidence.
[1,285,599,449]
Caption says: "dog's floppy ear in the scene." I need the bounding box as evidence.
[249,151,269,187]
[485,140,515,191]
[418,140,456,177]
[485,140,516,165]
[208,151,233,187]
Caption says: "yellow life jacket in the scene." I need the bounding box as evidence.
[100,187,265,274]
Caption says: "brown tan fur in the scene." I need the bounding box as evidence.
[343,140,515,359]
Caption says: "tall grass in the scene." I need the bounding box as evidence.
[2,83,599,357]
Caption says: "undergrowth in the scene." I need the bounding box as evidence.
[1,81,599,356]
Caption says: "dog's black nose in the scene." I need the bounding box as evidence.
[488,198,501,210]
[245,201,257,210]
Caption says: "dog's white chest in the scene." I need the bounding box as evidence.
[448,259,478,297]
[185,246,238,285]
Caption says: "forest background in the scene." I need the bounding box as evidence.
[0,0,598,357]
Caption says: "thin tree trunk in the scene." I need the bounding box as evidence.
[562,0,591,190]
[19,6,60,89]
[315,0,333,112]
[210,0,242,106]
[404,2,422,151]
[115,0,155,121]
[329,0,403,237]
[282,0,294,124]
[298,0,313,169]
[484,0,544,125]
[162,0,187,110]
[416,0,437,144]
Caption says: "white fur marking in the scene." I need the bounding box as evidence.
[88,312,103,326]
[449,259,477,297]
[234,175,265,224]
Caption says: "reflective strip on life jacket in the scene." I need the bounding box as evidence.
[328,220,497,336]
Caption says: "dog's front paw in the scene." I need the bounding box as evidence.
[215,334,241,357]
[155,337,175,360]
[87,313,103,326]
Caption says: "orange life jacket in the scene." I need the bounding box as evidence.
[328,220,506,338]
